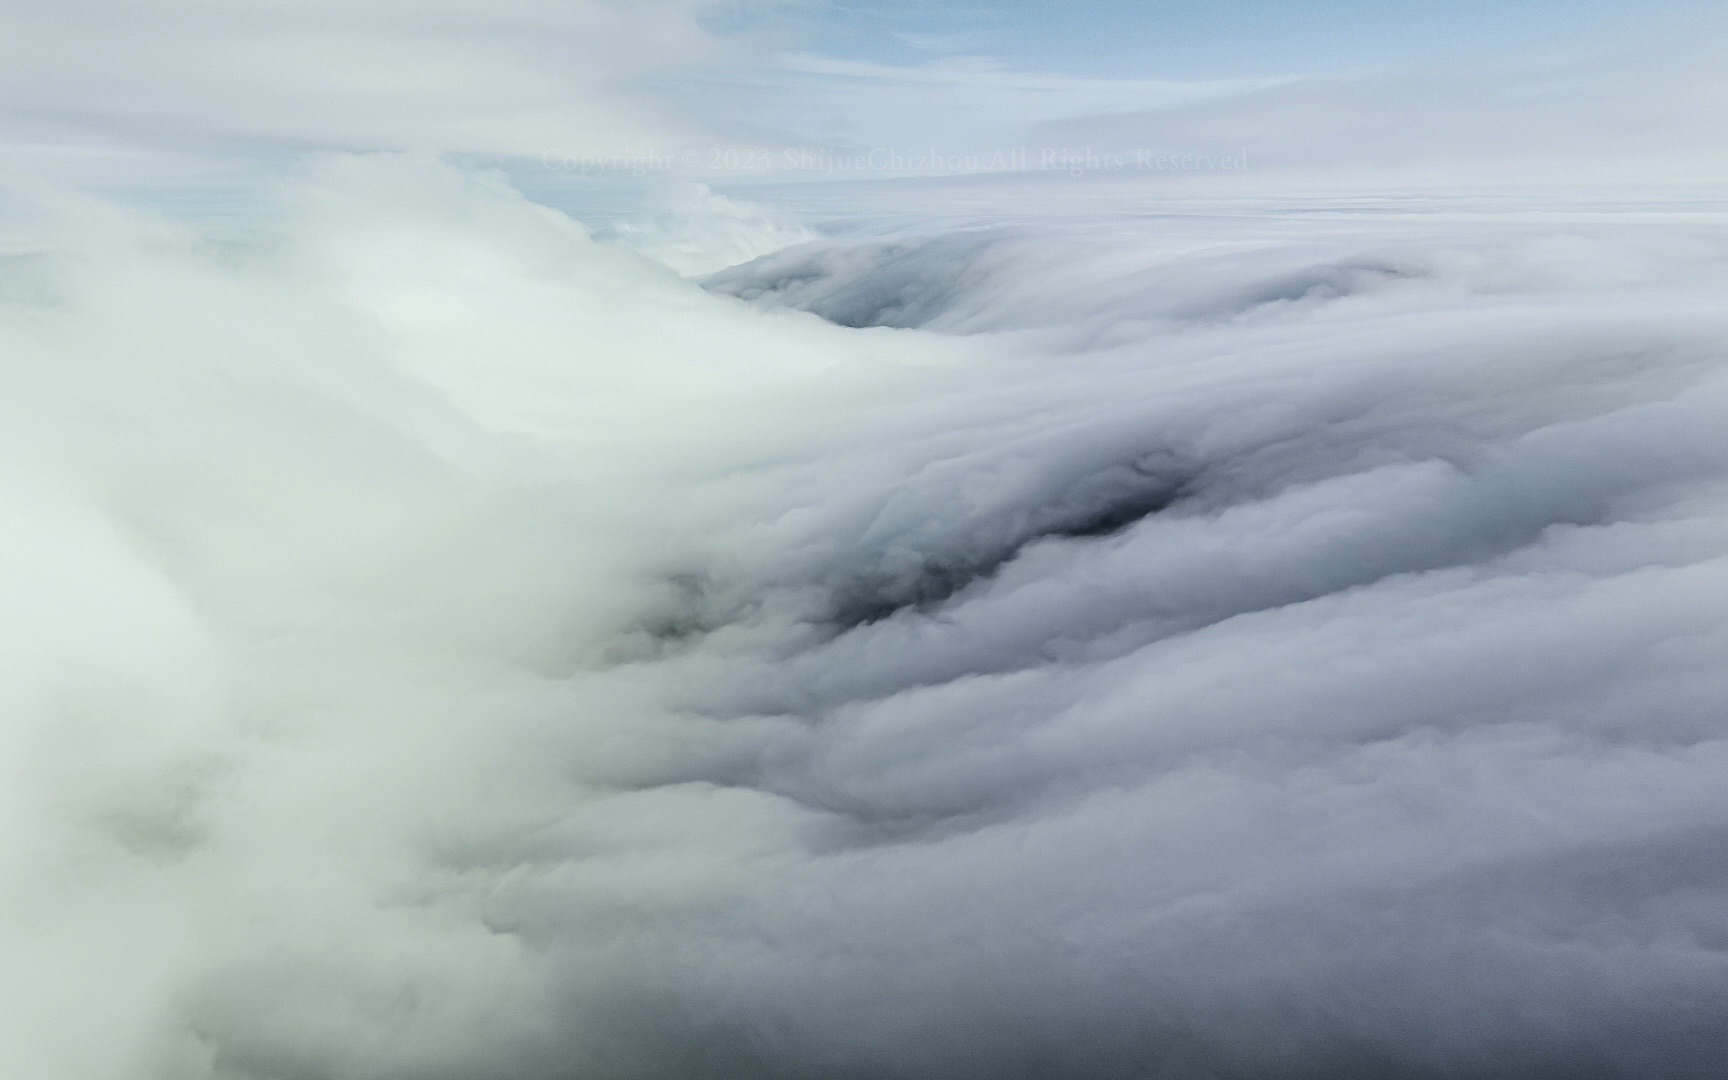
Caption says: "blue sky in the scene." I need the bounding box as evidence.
[771,0,1726,78]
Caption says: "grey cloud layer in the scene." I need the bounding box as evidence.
[628,204,1728,1077]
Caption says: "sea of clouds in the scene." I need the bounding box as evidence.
[6,0,1728,1073]
[5,151,1728,1079]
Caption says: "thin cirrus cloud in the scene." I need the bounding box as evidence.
[690,52,1288,153]
[1023,45,1728,183]
[0,0,761,190]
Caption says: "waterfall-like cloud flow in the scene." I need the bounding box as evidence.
[6,153,1728,1079]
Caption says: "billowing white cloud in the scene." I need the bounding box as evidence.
[604,180,814,276]
[0,154,915,1079]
